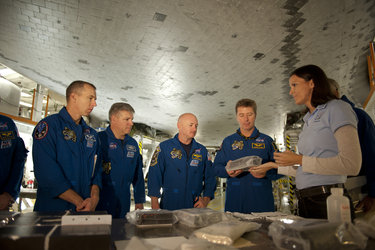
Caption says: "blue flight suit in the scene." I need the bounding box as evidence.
[96,127,145,218]
[32,107,102,212]
[0,115,27,200]
[214,127,282,213]
[342,95,375,197]
[147,134,216,210]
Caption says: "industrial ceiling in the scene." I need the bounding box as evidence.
[0,0,374,146]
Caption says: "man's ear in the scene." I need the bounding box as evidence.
[69,92,77,103]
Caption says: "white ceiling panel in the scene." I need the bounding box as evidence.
[0,0,374,146]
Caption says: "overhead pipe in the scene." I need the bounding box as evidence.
[30,88,36,120]
[45,94,50,118]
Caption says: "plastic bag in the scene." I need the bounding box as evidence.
[125,209,177,226]
[336,222,367,249]
[355,213,375,239]
[225,156,262,171]
[178,237,236,250]
[268,219,368,250]
[193,219,261,245]
[174,208,224,228]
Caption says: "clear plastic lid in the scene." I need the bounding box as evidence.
[225,155,262,171]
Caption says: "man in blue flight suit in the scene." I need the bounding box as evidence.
[96,103,145,218]
[329,79,375,213]
[148,113,216,210]
[0,114,27,210]
[213,99,282,213]
[32,81,102,212]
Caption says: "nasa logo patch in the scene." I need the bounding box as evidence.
[34,121,48,140]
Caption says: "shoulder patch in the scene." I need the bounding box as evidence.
[150,146,161,167]
[34,121,48,140]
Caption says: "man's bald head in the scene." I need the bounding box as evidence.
[178,113,197,123]
[177,113,198,143]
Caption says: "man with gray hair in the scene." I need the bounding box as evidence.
[329,78,375,213]
[96,102,145,218]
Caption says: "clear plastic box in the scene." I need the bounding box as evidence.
[225,155,262,171]
[174,208,223,228]
[126,209,177,227]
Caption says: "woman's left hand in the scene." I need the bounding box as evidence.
[274,150,302,166]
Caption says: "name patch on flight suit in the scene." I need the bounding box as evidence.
[126,145,136,152]
[127,151,135,158]
[252,143,265,149]
[1,140,12,149]
[192,153,202,161]
[103,162,111,174]
[190,159,199,167]
[232,140,244,150]
[150,146,161,167]
[0,131,15,140]
[85,134,96,148]
[62,127,76,142]
[170,148,182,159]
[34,121,48,140]
[0,122,8,130]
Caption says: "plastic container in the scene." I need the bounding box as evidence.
[268,218,368,250]
[174,208,223,228]
[326,188,351,223]
[225,155,262,171]
[125,209,177,227]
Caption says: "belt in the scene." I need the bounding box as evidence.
[296,183,345,199]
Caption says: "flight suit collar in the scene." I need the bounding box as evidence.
[236,127,260,140]
[106,126,129,143]
[59,107,88,128]
[173,133,197,149]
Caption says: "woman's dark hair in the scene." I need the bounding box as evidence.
[291,65,337,107]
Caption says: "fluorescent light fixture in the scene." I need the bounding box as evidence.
[0,68,17,77]
[21,92,31,97]
[20,101,32,107]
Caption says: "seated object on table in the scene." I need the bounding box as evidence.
[126,209,177,227]
[174,208,224,228]
[193,219,261,246]
[269,218,368,250]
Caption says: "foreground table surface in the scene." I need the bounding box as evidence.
[1,211,374,250]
